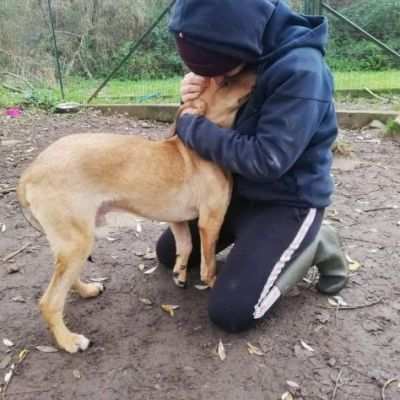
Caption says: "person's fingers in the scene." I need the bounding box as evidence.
[181,91,202,102]
[183,72,208,86]
[182,83,204,95]
[181,83,203,101]
[181,75,210,101]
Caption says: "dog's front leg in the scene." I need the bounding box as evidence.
[198,208,225,288]
[170,222,192,288]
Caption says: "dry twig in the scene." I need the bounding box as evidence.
[364,206,398,213]
[2,243,31,263]
[381,377,400,400]
[331,368,344,400]
[364,87,390,102]
[321,298,383,311]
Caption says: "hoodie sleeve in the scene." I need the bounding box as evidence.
[176,86,331,183]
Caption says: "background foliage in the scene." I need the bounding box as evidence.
[0,0,398,84]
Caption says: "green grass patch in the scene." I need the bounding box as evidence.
[385,119,400,136]
[334,70,400,92]
[1,70,400,108]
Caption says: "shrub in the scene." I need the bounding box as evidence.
[326,0,400,71]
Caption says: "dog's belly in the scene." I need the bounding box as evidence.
[96,196,198,228]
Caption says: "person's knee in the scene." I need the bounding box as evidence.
[208,294,255,333]
[155,230,176,269]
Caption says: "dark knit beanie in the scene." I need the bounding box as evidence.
[175,33,242,77]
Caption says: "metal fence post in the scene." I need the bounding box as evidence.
[47,0,65,100]
[304,0,322,15]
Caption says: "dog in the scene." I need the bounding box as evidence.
[17,69,256,353]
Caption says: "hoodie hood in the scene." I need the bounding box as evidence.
[169,0,328,65]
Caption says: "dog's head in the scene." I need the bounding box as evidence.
[178,68,257,129]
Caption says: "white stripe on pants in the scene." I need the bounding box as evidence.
[253,208,317,319]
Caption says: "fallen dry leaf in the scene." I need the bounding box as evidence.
[281,391,294,400]
[328,297,339,307]
[247,342,264,356]
[18,349,29,362]
[1,224,6,233]
[138,263,145,271]
[217,340,226,361]
[136,223,142,233]
[144,266,158,275]
[11,295,25,303]
[4,368,13,384]
[3,339,14,348]
[161,304,179,317]
[286,380,300,390]
[346,254,362,272]
[73,369,81,379]
[328,295,348,307]
[139,298,153,306]
[300,340,315,353]
[333,295,348,306]
[36,345,58,353]
[106,236,118,242]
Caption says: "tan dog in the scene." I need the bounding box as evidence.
[17,70,256,353]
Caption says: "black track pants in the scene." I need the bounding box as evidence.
[156,196,324,333]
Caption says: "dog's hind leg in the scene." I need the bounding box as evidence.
[170,222,192,288]
[38,213,95,353]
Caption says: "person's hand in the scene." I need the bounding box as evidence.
[180,72,210,103]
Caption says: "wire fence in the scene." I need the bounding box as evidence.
[0,0,399,107]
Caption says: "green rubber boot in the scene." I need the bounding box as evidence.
[276,224,348,296]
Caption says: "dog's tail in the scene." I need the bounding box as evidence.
[16,179,44,234]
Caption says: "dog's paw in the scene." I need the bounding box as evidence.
[173,272,187,288]
[200,275,216,288]
[89,282,105,296]
[79,282,105,298]
[59,333,91,354]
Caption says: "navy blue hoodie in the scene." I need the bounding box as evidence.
[169,0,337,208]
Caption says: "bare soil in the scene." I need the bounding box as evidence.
[0,109,399,400]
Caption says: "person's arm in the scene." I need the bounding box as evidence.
[176,67,333,182]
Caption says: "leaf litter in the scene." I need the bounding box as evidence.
[217,340,226,361]
[2,339,14,348]
[36,345,58,353]
[247,342,264,356]
[345,254,362,272]
[144,266,158,275]
[161,304,179,317]
[300,340,315,353]
[139,298,153,306]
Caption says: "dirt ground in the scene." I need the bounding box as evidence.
[0,108,399,400]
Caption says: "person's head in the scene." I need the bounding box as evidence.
[175,33,246,85]
[169,0,276,81]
